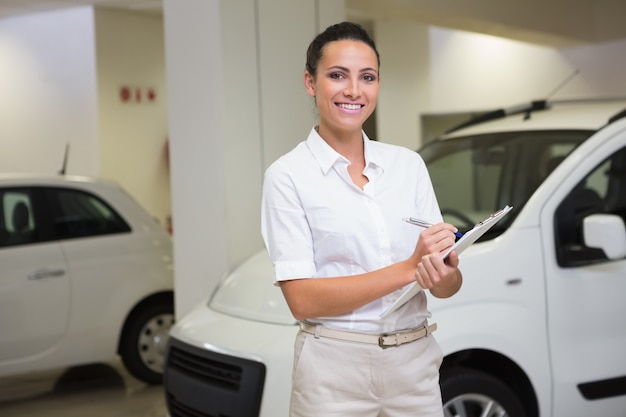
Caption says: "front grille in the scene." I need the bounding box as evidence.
[164,337,266,417]
[167,395,215,417]
[168,345,242,391]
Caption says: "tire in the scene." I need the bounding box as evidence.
[119,300,175,385]
[440,367,526,417]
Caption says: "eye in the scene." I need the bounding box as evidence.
[329,72,344,80]
[362,73,377,82]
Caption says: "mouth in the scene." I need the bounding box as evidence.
[337,103,364,111]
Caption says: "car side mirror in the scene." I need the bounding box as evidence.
[583,214,626,260]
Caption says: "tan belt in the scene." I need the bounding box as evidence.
[300,321,437,349]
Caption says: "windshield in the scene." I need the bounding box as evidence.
[419,130,591,239]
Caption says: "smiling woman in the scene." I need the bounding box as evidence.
[260,21,462,417]
[303,24,380,151]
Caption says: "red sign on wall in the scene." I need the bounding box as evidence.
[119,86,157,104]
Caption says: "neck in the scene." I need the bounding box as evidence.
[317,125,364,163]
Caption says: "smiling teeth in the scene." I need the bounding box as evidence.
[339,103,361,110]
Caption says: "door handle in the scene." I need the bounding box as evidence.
[28,269,66,280]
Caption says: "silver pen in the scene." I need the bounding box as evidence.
[403,217,463,237]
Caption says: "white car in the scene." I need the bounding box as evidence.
[164,98,626,416]
[0,174,174,385]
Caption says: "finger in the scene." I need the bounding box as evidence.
[416,255,441,289]
[422,255,444,286]
[419,230,456,257]
[426,227,457,249]
[444,250,459,267]
[415,262,431,289]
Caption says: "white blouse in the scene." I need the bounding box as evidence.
[261,127,442,333]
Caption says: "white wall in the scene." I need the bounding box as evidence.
[375,20,430,150]
[428,26,626,113]
[559,38,626,98]
[95,8,171,227]
[0,7,99,175]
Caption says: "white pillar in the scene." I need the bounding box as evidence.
[163,0,228,318]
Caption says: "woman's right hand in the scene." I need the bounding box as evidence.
[409,222,458,267]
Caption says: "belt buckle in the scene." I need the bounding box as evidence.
[378,333,396,349]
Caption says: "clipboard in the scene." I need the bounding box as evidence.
[380,205,513,319]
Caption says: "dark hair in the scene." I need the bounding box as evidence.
[305,21,380,77]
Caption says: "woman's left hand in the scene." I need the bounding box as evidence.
[415,250,462,298]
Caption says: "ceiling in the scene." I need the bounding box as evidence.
[345,0,626,47]
[1,0,625,48]
[0,0,162,17]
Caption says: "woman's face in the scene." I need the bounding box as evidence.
[304,39,379,137]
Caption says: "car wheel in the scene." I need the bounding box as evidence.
[119,300,174,385]
[440,367,526,417]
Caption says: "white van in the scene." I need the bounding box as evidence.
[164,98,626,417]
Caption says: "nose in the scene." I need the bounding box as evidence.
[344,79,361,99]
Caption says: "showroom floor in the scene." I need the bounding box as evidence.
[0,359,167,417]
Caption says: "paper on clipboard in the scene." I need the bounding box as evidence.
[380,205,513,319]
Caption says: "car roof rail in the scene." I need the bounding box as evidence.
[445,100,548,134]
[608,108,626,125]
[445,97,626,134]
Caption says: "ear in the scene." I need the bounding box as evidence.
[304,72,316,97]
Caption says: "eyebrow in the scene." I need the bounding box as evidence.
[327,65,378,74]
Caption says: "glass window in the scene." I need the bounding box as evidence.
[0,190,37,247]
[48,188,130,240]
[555,146,626,267]
[420,130,589,239]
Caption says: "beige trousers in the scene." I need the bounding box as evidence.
[289,329,444,417]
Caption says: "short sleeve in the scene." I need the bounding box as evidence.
[261,160,316,284]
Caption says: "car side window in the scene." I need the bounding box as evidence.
[554,146,626,267]
[421,131,586,240]
[0,190,37,247]
[48,188,131,240]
